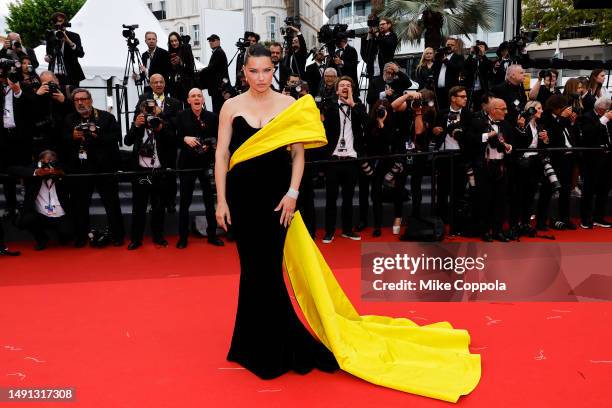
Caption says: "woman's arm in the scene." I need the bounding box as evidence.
[288,143,305,192]
[214,100,233,230]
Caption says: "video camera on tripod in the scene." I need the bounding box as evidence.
[281,16,302,38]
[122,24,140,49]
[46,21,71,44]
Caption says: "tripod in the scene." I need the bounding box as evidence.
[48,39,69,89]
[122,41,146,96]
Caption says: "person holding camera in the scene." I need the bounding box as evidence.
[63,89,125,247]
[44,12,84,88]
[330,33,359,87]
[1,32,39,69]
[140,31,172,87]
[431,86,471,227]
[366,62,412,107]
[124,98,176,250]
[176,88,223,248]
[529,69,560,105]
[11,150,72,250]
[305,51,326,97]
[167,32,196,103]
[433,38,465,110]
[492,64,527,126]
[491,42,512,86]
[235,32,260,80]
[18,55,40,88]
[283,26,308,78]
[321,76,367,243]
[0,69,34,219]
[198,34,229,114]
[464,41,492,112]
[577,97,612,229]
[269,42,289,92]
[360,16,398,82]
[33,71,71,156]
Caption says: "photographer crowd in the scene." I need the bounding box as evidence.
[1,14,612,256]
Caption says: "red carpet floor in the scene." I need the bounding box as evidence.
[1,226,612,407]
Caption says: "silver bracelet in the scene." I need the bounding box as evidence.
[286,187,299,199]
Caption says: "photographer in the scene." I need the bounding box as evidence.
[578,97,612,228]
[45,12,84,88]
[467,98,514,241]
[330,33,359,86]
[63,89,125,247]
[235,31,260,79]
[19,55,41,88]
[366,62,411,107]
[492,42,512,86]
[538,95,579,230]
[1,68,34,219]
[305,51,326,97]
[199,34,229,113]
[176,88,223,248]
[140,31,172,86]
[124,98,176,250]
[360,16,398,80]
[167,32,196,102]
[282,73,302,99]
[529,69,560,105]
[283,26,307,78]
[1,32,39,69]
[433,38,465,110]
[11,150,72,250]
[464,41,493,111]
[431,86,471,227]
[321,76,367,244]
[33,71,71,156]
[492,64,527,126]
[269,42,289,92]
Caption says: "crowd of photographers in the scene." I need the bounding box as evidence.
[1,12,611,256]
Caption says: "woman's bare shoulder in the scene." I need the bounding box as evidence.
[275,93,297,112]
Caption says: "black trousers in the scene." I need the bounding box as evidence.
[1,135,31,211]
[0,218,5,247]
[130,171,171,242]
[435,155,466,224]
[70,175,125,242]
[410,155,427,217]
[548,153,575,223]
[19,212,72,244]
[516,155,544,226]
[178,169,217,240]
[325,160,358,234]
[581,152,611,223]
[211,94,225,114]
[298,165,316,235]
[475,160,507,235]
[362,159,406,229]
[435,87,450,110]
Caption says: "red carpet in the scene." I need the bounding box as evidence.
[1,226,612,407]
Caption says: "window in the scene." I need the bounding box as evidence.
[147,3,152,10]
[160,1,166,11]
[192,24,200,46]
[267,16,277,42]
[179,26,184,35]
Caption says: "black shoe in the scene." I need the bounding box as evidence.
[593,219,612,228]
[176,238,188,249]
[580,222,593,229]
[0,246,21,256]
[322,233,334,244]
[493,232,510,242]
[355,222,366,232]
[552,221,567,230]
[481,233,493,242]
[74,238,87,248]
[207,237,224,247]
[564,221,577,230]
[372,229,381,238]
[153,238,168,247]
[341,231,361,241]
[127,241,142,250]
[112,239,125,247]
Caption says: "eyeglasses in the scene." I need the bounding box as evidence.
[73,97,91,102]
[454,94,468,98]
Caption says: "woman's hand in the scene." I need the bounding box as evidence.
[216,201,232,232]
[275,195,297,228]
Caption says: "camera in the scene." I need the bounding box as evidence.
[446,112,464,139]
[11,40,21,49]
[317,24,355,46]
[39,160,59,170]
[0,58,21,82]
[361,161,374,177]
[47,81,59,94]
[283,84,302,100]
[281,16,302,37]
[541,156,561,191]
[193,137,215,156]
[376,106,387,119]
[181,34,191,45]
[367,16,380,28]
[519,106,537,121]
[122,24,140,48]
[220,78,237,99]
[437,46,451,56]
[76,122,99,138]
[235,38,250,50]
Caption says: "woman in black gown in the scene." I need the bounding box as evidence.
[214,44,338,379]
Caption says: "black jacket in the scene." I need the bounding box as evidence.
[305,62,324,96]
[322,99,368,157]
[10,163,70,215]
[539,112,578,151]
[46,31,85,82]
[0,84,36,160]
[176,108,219,168]
[433,53,465,89]
[133,93,183,126]
[33,91,72,153]
[491,81,528,124]
[464,54,493,93]
[142,47,172,84]
[433,108,472,151]
[0,46,39,69]
[284,34,308,77]
[330,44,359,85]
[360,31,398,77]
[577,111,611,148]
[62,109,122,173]
[272,62,290,92]
[199,47,229,96]
[466,116,515,165]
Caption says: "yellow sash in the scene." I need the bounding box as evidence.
[229,95,481,403]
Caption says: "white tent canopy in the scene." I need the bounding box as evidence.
[34,0,203,80]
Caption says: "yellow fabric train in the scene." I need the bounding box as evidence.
[229,94,481,403]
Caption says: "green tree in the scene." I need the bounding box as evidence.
[380,0,496,50]
[5,0,85,48]
[522,0,612,44]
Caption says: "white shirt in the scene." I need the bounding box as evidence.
[333,103,357,158]
[483,119,504,160]
[272,64,281,91]
[36,179,65,218]
[3,87,22,129]
[138,129,161,169]
[437,53,453,88]
[524,122,539,158]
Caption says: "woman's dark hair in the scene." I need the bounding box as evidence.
[167,32,182,50]
[587,68,604,96]
[244,43,272,66]
[545,94,569,113]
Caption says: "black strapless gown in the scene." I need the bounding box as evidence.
[226,116,338,379]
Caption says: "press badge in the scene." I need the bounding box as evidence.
[45,203,56,216]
